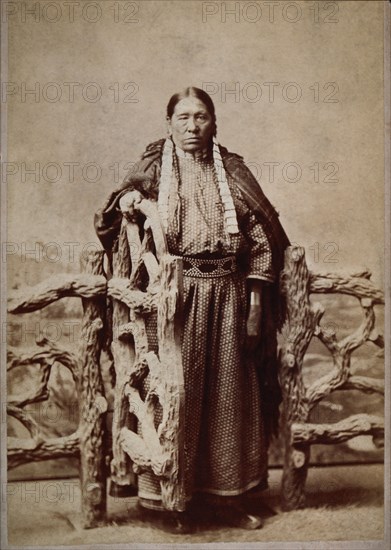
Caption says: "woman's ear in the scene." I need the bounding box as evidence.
[166,116,172,136]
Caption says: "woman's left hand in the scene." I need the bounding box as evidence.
[246,304,262,351]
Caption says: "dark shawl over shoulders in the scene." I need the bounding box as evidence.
[94,139,290,440]
[220,146,290,279]
[218,146,290,440]
[94,140,164,252]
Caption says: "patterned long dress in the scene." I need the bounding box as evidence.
[138,146,275,509]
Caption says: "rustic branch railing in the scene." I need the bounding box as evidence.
[6,198,186,521]
[109,200,185,511]
[7,250,108,528]
[7,225,384,522]
[279,246,384,510]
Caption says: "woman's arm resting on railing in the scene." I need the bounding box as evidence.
[94,176,153,251]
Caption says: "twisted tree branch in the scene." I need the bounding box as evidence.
[309,272,384,304]
[292,414,384,445]
[8,274,106,313]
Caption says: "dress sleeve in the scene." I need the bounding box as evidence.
[243,211,275,283]
[228,175,275,283]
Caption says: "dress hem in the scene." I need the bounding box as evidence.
[193,474,268,496]
[138,475,268,508]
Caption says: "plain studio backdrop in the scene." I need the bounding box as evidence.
[5,0,385,286]
[2,3,388,546]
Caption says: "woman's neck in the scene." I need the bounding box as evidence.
[173,141,209,161]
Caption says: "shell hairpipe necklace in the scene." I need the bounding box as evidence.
[157,136,239,236]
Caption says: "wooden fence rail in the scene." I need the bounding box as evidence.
[279,246,384,510]
[7,250,107,528]
[7,214,384,522]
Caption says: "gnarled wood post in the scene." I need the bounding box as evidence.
[279,246,322,510]
[79,250,107,528]
[156,255,185,509]
[279,246,384,511]
[110,224,137,488]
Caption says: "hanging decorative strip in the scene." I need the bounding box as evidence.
[158,137,239,235]
[157,138,174,231]
[212,136,239,235]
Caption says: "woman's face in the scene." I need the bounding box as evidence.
[168,97,214,153]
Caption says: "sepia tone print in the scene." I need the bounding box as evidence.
[1,1,389,548]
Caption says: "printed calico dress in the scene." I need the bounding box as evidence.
[138,146,275,509]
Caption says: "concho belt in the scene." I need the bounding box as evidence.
[173,255,237,278]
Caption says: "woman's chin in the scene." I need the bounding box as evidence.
[181,144,203,153]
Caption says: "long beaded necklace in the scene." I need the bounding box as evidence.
[158,137,239,242]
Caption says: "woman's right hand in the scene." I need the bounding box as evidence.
[119,190,143,218]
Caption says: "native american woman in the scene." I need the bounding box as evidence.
[95,87,289,532]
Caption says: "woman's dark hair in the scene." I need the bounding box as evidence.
[166,87,217,136]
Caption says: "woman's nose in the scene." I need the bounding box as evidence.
[187,118,198,132]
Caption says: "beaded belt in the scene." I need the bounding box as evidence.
[175,255,237,278]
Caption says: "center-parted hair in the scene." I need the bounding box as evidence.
[166,87,217,136]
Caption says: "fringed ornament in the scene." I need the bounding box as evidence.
[212,136,239,235]
[157,137,239,238]
[158,138,173,231]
